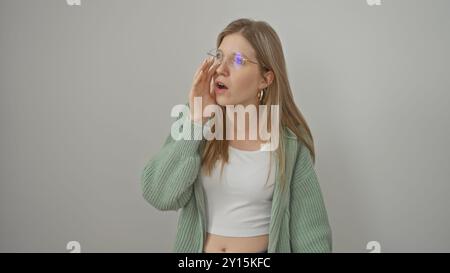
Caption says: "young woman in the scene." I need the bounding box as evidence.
[141,18,332,253]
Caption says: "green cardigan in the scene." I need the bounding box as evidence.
[141,111,332,253]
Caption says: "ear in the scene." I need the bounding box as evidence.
[258,70,274,90]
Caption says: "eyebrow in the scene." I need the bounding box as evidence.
[217,48,253,59]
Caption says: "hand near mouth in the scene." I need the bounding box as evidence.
[189,57,220,124]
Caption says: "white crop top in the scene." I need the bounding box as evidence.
[199,144,276,237]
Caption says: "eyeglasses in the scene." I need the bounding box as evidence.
[207,48,260,70]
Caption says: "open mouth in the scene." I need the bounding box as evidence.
[216,81,228,89]
[215,81,228,94]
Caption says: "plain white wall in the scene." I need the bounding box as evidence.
[1,0,449,252]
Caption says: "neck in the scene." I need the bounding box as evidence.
[226,99,265,142]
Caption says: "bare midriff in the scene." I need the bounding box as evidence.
[203,232,269,253]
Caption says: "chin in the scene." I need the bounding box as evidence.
[216,95,233,107]
[216,92,248,107]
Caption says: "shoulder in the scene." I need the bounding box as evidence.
[283,126,298,140]
[283,126,315,176]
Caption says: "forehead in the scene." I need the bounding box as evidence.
[218,33,256,58]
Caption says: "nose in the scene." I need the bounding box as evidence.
[214,59,229,76]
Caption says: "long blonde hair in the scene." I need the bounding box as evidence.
[201,18,315,192]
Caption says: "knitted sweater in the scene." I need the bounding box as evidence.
[141,111,332,253]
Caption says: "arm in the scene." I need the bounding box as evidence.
[142,56,217,211]
[289,143,333,252]
[140,112,205,211]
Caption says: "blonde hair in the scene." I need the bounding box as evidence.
[201,18,315,192]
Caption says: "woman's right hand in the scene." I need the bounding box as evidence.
[189,57,220,124]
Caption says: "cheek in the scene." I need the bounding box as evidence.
[230,71,259,96]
